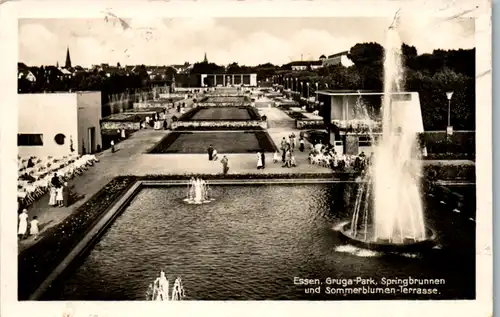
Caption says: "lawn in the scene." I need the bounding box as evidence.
[148,131,278,153]
[180,106,260,121]
[191,107,252,120]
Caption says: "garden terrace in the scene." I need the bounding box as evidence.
[178,106,261,121]
[171,120,267,130]
[147,131,278,154]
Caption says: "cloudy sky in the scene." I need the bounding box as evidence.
[18,16,475,67]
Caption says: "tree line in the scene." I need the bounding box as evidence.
[275,43,475,131]
[18,42,474,131]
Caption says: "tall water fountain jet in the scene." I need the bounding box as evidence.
[338,10,435,252]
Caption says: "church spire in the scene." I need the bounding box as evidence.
[65,46,72,69]
[203,52,208,63]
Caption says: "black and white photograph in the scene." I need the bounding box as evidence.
[0,0,492,316]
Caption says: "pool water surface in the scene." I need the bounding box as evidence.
[44,184,476,300]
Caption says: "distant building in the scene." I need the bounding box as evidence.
[170,62,193,74]
[18,69,36,82]
[285,60,323,71]
[200,73,257,87]
[322,51,354,67]
[315,90,424,155]
[18,92,102,157]
[65,46,72,69]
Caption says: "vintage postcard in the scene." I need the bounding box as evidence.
[0,0,492,316]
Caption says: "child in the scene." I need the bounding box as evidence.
[111,140,115,153]
[56,186,64,207]
[212,149,218,161]
[291,155,297,167]
[30,216,39,239]
[273,151,279,163]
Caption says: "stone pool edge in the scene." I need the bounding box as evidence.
[27,177,344,300]
[28,181,143,300]
[28,169,475,300]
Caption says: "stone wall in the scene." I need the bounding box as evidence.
[172,120,267,130]
[101,121,141,130]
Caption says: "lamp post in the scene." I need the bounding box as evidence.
[446,91,453,135]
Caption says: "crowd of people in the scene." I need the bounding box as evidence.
[17,154,99,240]
[308,141,372,171]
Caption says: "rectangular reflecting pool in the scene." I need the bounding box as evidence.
[43,183,476,300]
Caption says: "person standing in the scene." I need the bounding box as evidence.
[48,186,57,206]
[30,216,39,239]
[289,132,296,150]
[280,137,287,162]
[256,152,263,169]
[111,140,115,153]
[51,173,61,188]
[207,144,214,161]
[261,151,266,169]
[221,155,229,175]
[299,137,305,152]
[62,182,70,207]
[56,186,64,207]
[18,209,28,239]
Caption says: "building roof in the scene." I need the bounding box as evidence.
[287,60,323,67]
[18,69,35,79]
[326,51,349,59]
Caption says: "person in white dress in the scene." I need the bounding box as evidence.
[18,209,28,239]
[273,151,279,163]
[48,186,57,206]
[30,216,39,239]
[256,152,263,169]
[56,186,64,207]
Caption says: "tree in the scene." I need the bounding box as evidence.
[348,42,384,67]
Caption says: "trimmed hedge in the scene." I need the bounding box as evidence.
[419,131,475,158]
[18,176,138,300]
[285,110,307,120]
[173,126,264,131]
[246,107,262,120]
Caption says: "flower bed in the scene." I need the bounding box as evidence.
[297,120,325,129]
[18,176,138,300]
[101,121,142,131]
[173,126,265,131]
[172,120,267,130]
[332,119,383,134]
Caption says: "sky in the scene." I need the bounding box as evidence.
[18,16,475,67]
